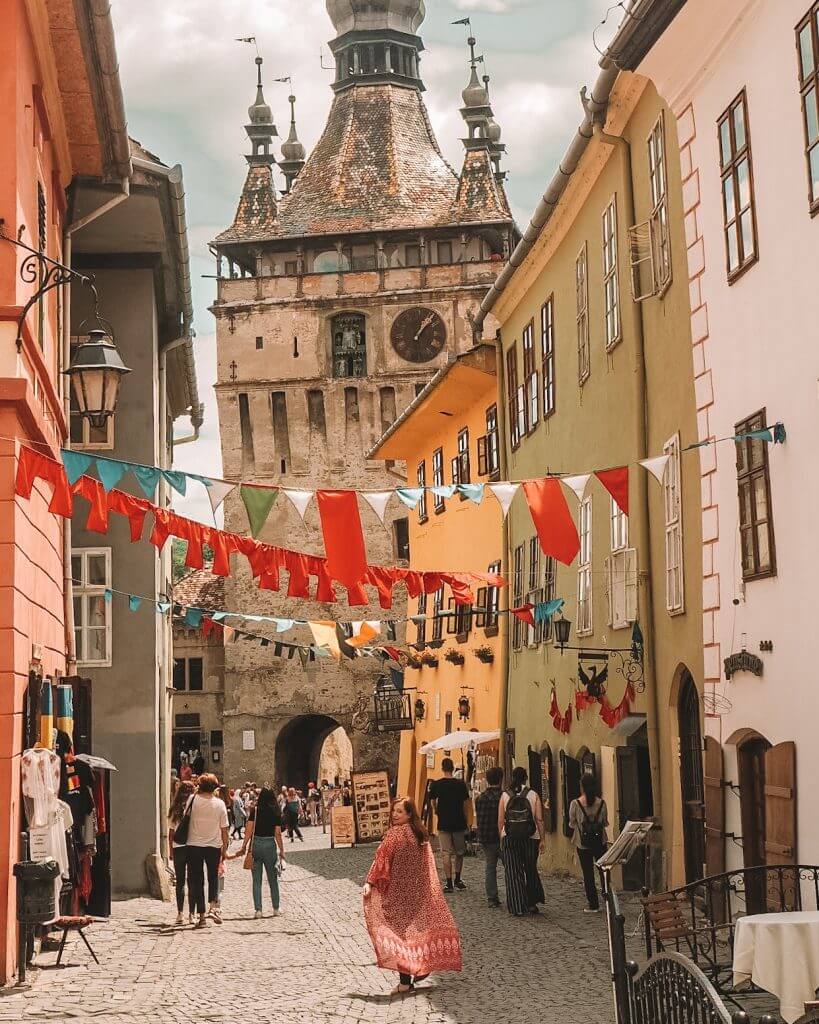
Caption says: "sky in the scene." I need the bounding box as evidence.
[109,0,627,524]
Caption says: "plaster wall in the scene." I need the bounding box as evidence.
[172,625,225,773]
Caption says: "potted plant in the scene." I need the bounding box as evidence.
[444,648,465,666]
[405,655,422,670]
[420,650,439,667]
[473,645,494,665]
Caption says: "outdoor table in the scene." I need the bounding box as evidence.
[733,910,819,1023]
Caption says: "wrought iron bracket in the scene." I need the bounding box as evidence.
[560,644,645,693]
[0,220,97,351]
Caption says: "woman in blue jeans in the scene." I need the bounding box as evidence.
[238,788,285,918]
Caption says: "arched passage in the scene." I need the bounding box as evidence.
[275,715,350,791]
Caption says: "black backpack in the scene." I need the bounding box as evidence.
[504,788,536,840]
[578,800,606,851]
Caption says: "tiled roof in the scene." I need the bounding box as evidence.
[454,148,512,223]
[216,164,278,244]
[173,565,225,611]
[217,84,513,244]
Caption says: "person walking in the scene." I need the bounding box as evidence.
[231,788,247,839]
[167,780,195,926]
[363,798,461,996]
[429,758,470,893]
[185,773,229,928]
[284,787,304,842]
[235,787,286,918]
[307,782,321,826]
[474,766,504,908]
[498,766,545,916]
[568,773,609,913]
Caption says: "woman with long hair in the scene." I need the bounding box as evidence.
[497,765,546,916]
[168,780,195,926]
[284,787,304,842]
[236,787,286,918]
[185,773,229,928]
[363,797,462,996]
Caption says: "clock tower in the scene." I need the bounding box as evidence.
[210,0,514,786]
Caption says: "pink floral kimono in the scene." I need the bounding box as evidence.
[364,823,462,976]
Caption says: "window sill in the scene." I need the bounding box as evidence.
[741,568,777,583]
[605,336,622,353]
[484,625,499,639]
[418,515,428,525]
[727,254,758,286]
[488,470,501,482]
[456,632,468,644]
[434,506,445,516]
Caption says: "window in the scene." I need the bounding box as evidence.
[735,411,776,580]
[437,241,453,264]
[664,433,685,613]
[331,313,367,378]
[393,516,410,560]
[485,405,500,478]
[718,91,757,279]
[610,496,628,553]
[522,320,538,431]
[457,428,470,489]
[506,346,521,449]
[405,244,421,267]
[541,298,555,419]
[485,560,501,634]
[576,244,590,384]
[173,657,203,691]
[72,548,112,667]
[37,181,46,348]
[542,555,556,643]
[432,448,445,513]
[797,6,819,211]
[416,591,427,645]
[527,536,542,647]
[606,499,637,629]
[417,461,428,522]
[69,338,114,449]
[210,730,224,747]
[577,498,592,635]
[255,336,264,350]
[432,587,444,641]
[445,711,453,734]
[284,259,299,275]
[602,198,621,348]
[454,601,472,641]
[512,543,525,650]
[648,113,672,290]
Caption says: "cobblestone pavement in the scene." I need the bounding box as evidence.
[2,830,637,1024]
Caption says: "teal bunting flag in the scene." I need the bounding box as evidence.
[275,618,295,633]
[737,428,773,444]
[162,469,187,496]
[458,483,485,504]
[184,607,204,628]
[431,485,457,499]
[128,595,142,612]
[103,588,113,603]
[131,464,162,498]
[395,487,424,509]
[211,611,227,622]
[96,456,127,491]
[156,601,171,614]
[61,450,93,485]
[534,597,564,623]
[773,422,786,444]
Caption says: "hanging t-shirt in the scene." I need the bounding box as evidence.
[186,795,229,848]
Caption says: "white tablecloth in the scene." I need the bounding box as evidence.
[733,911,819,1023]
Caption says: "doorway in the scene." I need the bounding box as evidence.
[616,722,654,890]
[678,670,706,883]
[738,733,771,913]
[275,715,347,791]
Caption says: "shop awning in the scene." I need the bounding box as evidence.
[419,730,500,754]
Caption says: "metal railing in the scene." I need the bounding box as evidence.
[627,954,741,1024]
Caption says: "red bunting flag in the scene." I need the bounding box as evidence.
[595,467,629,516]
[511,604,535,627]
[522,477,580,565]
[316,490,368,590]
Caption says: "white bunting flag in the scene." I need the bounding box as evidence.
[639,454,671,485]
[560,474,591,503]
[203,478,237,519]
[360,491,393,524]
[283,489,314,519]
[488,482,520,519]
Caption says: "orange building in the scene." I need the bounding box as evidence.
[371,346,506,811]
[0,0,130,981]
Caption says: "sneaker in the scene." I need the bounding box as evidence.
[254,910,263,920]
[583,907,601,914]
[443,881,454,894]
[172,913,184,927]
[210,906,223,924]
[272,908,280,917]
[188,913,196,925]
[454,879,467,891]
[195,915,208,929]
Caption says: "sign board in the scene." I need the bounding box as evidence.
[330,805,356,848]
[472,739,500,795]
[351,770,391,842]
[242,730,255,751]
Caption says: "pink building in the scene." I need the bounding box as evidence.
[640,0,819,880]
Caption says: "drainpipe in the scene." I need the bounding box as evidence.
[493,330,512,775]
[160,335,202,445]
[62,177,131,671]
[593,122,663,832]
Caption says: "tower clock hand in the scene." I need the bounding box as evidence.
[413,313,436,342]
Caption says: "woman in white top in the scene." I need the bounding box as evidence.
[497,766,546,916]
[185,774,229,928]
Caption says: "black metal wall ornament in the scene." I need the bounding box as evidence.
[578,652,608,699]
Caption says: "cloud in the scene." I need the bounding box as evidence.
[451,0,533,11]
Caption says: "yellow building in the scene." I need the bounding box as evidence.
[477,71,704,892]
[370,347,506,812]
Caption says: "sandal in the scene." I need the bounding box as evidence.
[390,984,413,996]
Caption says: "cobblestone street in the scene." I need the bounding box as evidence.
[1,830,632,1024]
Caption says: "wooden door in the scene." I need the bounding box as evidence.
[738,735,770,914]
[764,741,797,910]
[560,751,581,838]
[704,736,726,920]
[528,747,542,799]
[678,673,706,883]
[617,746,645,891]
[541,745,555,833]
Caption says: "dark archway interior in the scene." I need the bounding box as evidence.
[275,715,340,792]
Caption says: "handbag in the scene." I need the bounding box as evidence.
[243,841,255,870]
[173,795,195,846]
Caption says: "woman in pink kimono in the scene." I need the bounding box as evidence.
[363,797,462,996]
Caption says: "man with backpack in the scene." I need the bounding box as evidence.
[568,772,609,912]
[497,766,546,916]
[429,758,471,893]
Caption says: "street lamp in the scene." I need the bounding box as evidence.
[458,694,471,722]
[554,615,571,651]
[414,697,426,721]
[65,327,131,429]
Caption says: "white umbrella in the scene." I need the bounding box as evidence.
[418,730,500,754]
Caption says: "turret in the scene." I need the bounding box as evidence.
[327,0,426,91]
[245,57,278,166]
[279,94,306,193]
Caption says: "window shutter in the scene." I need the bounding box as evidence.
[604,556,612,627]
[450,456,459,486]
[528,747,542,799]
[541,745,555,833]
[627,218,658,301]
[704,736,726,888]
[477,435,488,476]
[764,741,797,866]
[624,547,638,623]
[560,750,581,839]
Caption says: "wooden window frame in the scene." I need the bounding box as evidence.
[602,196,621,349]
[663,433,685,614]
[647,112,672,292]
[576,243,590,385]
[542,555,556,643]
[72,547,112,667]
[577,497,593,636]
[512,543,525,650]
[522,319,538,432]
[457,427,470,497]
[718,90,758,282]
[432,587,444,641]
[484,559,501,637]
[416,591,427,645]
[735,410,777,581]
[417,460,428,523]
[541,297,556,419]
[432,447,445,514]
[506,346,521,450]
[796,4,819,214]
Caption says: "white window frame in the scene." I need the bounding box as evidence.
[610,496,628,553]
[542,555,556,643]
[512,543,525,650]
[541,297,555,418]
[664,433,685,613]
[602,197,621,349]
[69,336,115,451]
[576,243,590,384]
[526,536,542,647]
[648,113,672,292]
[72,547,112,667]
[577,497,593,635]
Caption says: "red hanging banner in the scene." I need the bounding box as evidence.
[595,466,629,516]
[316,490,368,590]
[522,477,580,565]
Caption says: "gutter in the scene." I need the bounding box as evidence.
[81,0,132,179]
[132,156,203,430]
[474,0,659,334]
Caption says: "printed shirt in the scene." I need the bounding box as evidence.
[475,786,502,845]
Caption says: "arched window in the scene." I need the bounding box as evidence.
[331,313,367,378]
[313,250,349,274]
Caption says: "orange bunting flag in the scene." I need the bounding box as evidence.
[316,490,368,590]
[522,477,581,565]
[595,467,629,516]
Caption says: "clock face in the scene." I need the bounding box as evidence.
[390,307,447,363]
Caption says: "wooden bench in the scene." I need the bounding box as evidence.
[52,915,99,967]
